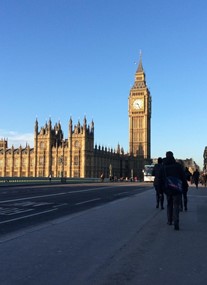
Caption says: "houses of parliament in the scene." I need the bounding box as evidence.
[0,57,152,179]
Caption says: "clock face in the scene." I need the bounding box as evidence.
[133,99,144,110]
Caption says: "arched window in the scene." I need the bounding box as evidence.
[40,142,45,149]
[74,156,79,166]
[75,140,80,148]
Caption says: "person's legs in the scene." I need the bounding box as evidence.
[155,186,160,208]
[180,194,183,211]
[167,195,173,224]
[183,191,188,211]
[160,193,164,209]
[173,194,181,230]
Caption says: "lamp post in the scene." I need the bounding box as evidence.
[131,168,133,182]
[109,164,112,181]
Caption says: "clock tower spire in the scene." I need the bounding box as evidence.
[136,50,144,73]
[128,54,151,160]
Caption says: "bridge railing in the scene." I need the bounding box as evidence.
[0,177,102,186]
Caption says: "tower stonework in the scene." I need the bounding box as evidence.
[128,55,151,161]
[68,116,94,178]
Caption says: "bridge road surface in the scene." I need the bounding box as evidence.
[0,182,151,235]
[0,185,207,285]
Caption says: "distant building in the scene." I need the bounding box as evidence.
[203,146,207,172]
[0,56,152,179]
[152,157,199,173]
[181,158,200,173]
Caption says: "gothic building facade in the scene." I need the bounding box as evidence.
[0,57,152,179]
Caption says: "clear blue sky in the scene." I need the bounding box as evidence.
[0,0,207,169]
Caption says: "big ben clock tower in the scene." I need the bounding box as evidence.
[128,54,151,160]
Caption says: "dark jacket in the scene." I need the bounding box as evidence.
[158,156,188,194]
[152,163,162,186]
[192,170,200,183]
[185,168,192,181]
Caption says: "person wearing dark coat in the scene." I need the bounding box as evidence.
[158,151,188,231]
[192,169,200,189]
[180,167,191,211]
[152,157,164,209]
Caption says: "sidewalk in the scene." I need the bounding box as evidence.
[0,185,207,285]
[92,185,207,285]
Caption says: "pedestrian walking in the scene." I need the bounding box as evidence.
[179,167,191,211]
[184,167,192,182]
[158,151,188,231]
[152,157,164,209]
[192,169,200,189]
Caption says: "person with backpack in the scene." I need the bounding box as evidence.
[158,151,188,231]
[152,157,164,209]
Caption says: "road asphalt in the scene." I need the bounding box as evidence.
[0,184,207,285]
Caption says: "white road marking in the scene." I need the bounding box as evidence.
[0,186,115,204]
[75,198,101,206]
[0,209,57,224]
[114,191,129,196]
[0,208,33,216]
[0,192,67,204]
[0,185,150,206]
